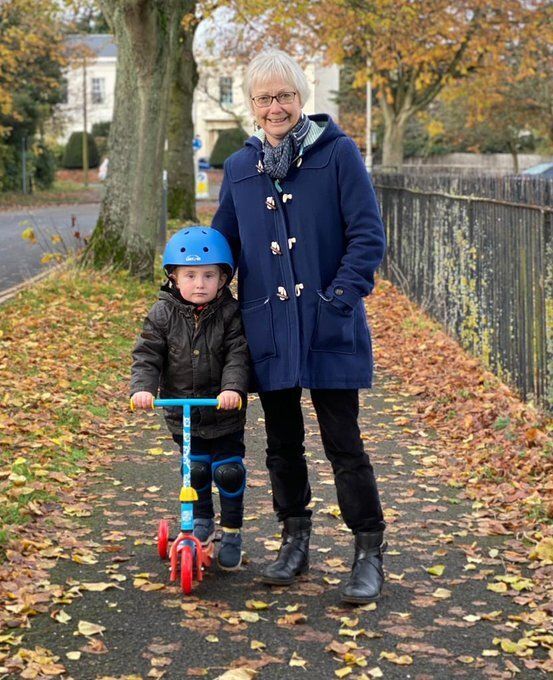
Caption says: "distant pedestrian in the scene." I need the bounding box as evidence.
[212,50,387,603]
[98,157,109,181]
[130,227,249,570]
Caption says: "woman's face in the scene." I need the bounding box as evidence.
[251,77,302,147]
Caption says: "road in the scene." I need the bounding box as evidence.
[0,203,99,294]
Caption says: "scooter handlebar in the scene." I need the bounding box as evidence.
[130,396,242,410]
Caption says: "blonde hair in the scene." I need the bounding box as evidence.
[244,50,310,113]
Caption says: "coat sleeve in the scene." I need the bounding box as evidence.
[325,136,386,311]
[220,306,250,397]
[211,161,241,265]
[130,304,168,397]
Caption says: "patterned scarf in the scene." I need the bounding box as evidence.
[262,114,311,180]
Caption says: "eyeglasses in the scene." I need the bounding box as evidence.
[251,91,297,108]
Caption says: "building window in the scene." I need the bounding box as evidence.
[91,77,105,104]
[219,77,233,105]
[59,77,68,104]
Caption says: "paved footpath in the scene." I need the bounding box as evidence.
[19,376,543,679]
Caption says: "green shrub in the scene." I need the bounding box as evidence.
[34,141,57,189]
[209,127,248,168]
[62,131,99,169]
[91,121,111,137]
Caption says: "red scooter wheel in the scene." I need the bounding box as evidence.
[181,546,193,595]
[158,520,169,559]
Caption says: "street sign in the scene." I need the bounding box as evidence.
[192,136,202,151]
[196,170,209,199]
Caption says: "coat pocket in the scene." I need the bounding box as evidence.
[310,291,356,355]
[240,297,277,363]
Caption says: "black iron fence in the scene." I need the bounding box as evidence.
[372,172,553,412]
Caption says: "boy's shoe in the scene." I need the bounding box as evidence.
[193,518,215,545]
[217,530,242,571]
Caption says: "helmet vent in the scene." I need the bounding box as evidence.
[202,229,207,234]
[180,247,186,252]
[203,247,209,252]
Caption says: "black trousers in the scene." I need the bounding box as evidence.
[259,388,385,534]
[172,431,245,529]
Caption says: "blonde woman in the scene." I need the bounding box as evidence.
[213,50,387,603]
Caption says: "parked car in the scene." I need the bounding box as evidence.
[198,157,211,171]
[521,162,553,178]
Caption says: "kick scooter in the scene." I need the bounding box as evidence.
[131,397,220,594]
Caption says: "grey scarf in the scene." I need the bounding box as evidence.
[262,114,311,180]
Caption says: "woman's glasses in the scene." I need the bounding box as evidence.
[251,92,297,108]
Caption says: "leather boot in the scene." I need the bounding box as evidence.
[341,531,387,604]
[261,517,311,585]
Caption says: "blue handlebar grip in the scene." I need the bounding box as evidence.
[153,398,219,407]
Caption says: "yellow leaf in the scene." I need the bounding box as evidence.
[367,668,383,678]
[335,668,352,678]
[80,582,118,592]
[21,227,36,242]
[52,610,71,624]
[250,640,266,650]
[205,635,219,643]
[487,582,508,593]
[66,651,81,660]
[426,564,445,576]
[432,588,451,599]
[324,577,341,585]
[77,620,106,636]
[530,537,553,563]
[379,652,413,665]
[239,611,260,623]
[289,652,307,668]
[457,656,474,663]
[148,447,164,456]
[245,600,273,610]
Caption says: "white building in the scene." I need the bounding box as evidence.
[58,34,340,158]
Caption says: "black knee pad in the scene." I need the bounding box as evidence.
[212,458,246,498]
[191,454,211,493]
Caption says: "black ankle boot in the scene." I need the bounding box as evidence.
[341,531,387,604]
[261,517,311,585]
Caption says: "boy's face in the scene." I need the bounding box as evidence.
[171,265,227,304]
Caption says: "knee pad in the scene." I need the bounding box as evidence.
[191,454,212,493]
[212,457,246,498]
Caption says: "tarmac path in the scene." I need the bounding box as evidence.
[14,379,540,680]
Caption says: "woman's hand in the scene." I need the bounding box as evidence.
[131,391,155,409]
[217,390,242,410]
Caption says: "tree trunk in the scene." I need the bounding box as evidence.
[167,4,198,221]
[85,0,186,279]
[381,116,408,170]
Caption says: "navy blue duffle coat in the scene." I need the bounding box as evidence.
[212,114,386,392]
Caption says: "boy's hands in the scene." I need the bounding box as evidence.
[217,390,242,410]
[131,391,155,409]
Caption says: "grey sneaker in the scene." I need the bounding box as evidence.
[193,518,215,545]
[217,531,242,571]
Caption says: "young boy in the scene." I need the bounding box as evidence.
[130,227,249,570]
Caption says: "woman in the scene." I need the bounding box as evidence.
[212,50,386,603]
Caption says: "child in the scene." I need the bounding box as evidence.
[130,227,249,570]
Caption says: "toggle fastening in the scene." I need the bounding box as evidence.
[277,286,289,301]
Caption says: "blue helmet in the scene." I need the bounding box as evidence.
[162,226,234,278]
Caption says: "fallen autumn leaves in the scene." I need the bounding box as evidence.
[0,262,551,678]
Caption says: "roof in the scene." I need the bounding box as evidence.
[66,34,117,59]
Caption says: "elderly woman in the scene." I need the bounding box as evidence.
[212,50,386,604]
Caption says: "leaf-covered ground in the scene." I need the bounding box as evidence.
[0,259,551,679]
